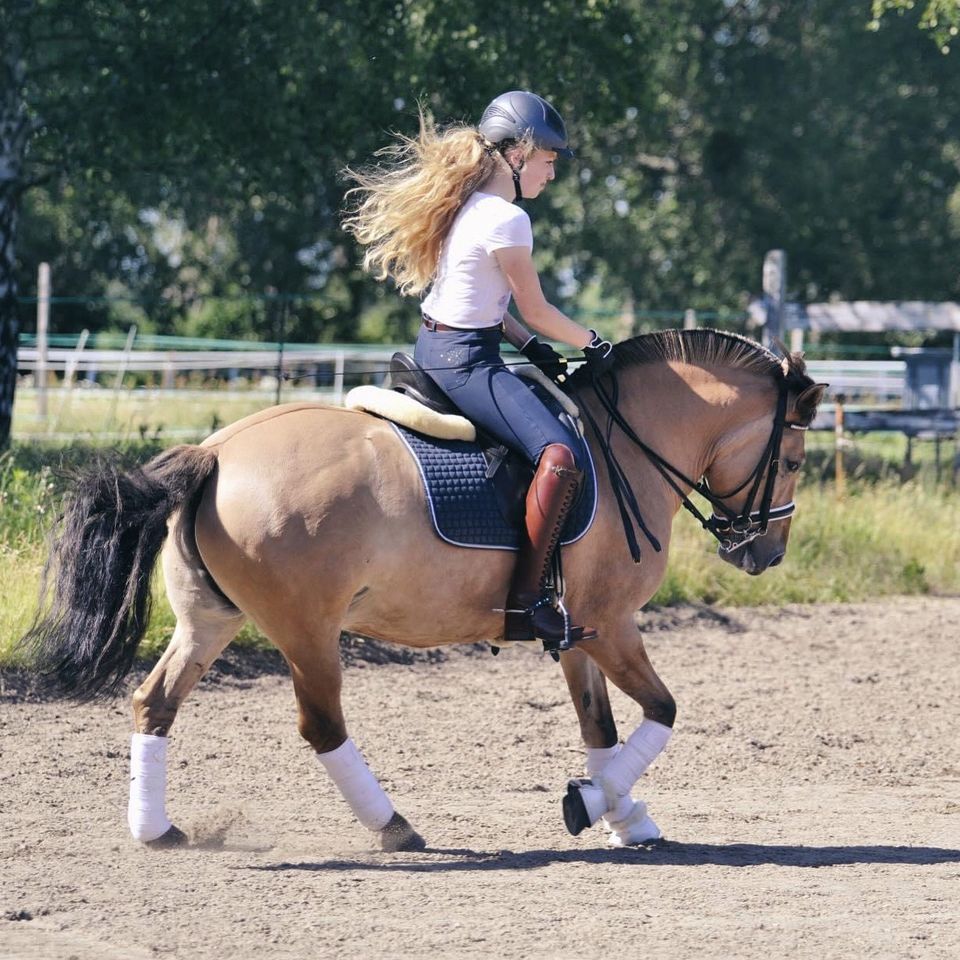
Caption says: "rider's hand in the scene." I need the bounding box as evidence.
[520,336,569,383]
[582,330,614,379]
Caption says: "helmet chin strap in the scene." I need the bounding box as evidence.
[504,154,525,203]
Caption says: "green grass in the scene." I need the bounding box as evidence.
[2,438,959,668]
[12,386,315,442]
[651,480,960,605]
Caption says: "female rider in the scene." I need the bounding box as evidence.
[343,90,613,648]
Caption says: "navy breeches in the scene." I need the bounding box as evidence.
[414,324,578,467]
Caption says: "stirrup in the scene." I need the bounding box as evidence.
[503,595,596,652]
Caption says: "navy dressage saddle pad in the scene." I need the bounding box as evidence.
[393,424,598,551]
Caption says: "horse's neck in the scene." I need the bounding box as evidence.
[579,363,764,509]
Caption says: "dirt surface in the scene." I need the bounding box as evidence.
[2,597,958,960]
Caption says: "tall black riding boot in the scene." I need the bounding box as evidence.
[503,444,597,648]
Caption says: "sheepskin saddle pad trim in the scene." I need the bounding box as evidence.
[346,385,475,442]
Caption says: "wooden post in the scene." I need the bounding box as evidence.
[619,295,636,339]
[274,297,286,407]
[951,331,959,409]
[114,324,137,393]
[762,250,786,349]
[683,308,697,330]
[834,395,845,498]
[36,262,50,419]
[63,328,89,390]
[790,328,804,354]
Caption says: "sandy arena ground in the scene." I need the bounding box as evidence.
[1,596,958,960]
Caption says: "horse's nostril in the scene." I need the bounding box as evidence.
[768,552,785,567]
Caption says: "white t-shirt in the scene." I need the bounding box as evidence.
[421,191,533,329]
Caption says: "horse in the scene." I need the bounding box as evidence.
[20,328,825,852]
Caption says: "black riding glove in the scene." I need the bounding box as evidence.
[582,330,615,379]
[520,336,569,383]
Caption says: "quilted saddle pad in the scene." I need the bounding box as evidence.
[393,424,598,551]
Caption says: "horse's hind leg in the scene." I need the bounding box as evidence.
[273,625,426,854]
[127,521,245,845]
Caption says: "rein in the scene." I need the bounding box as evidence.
[578,370,804,562]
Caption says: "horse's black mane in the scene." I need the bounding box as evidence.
[568,327,817,411]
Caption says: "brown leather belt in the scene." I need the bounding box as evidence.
[422,314,501,333]
[421,314,461,332]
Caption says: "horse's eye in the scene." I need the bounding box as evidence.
[784,459,801,474]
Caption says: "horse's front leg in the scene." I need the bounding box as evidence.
[560,646,662,846]
[562,619,676,845]
[560,645,618,750]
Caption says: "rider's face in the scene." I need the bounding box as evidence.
[518,149,557,199]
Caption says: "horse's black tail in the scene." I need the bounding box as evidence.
[18,445,219,701]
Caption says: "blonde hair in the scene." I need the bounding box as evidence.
[342,112,515,297]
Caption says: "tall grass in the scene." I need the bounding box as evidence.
[652,481,960,605]
[0,443,260,666]
[2,440,958,668]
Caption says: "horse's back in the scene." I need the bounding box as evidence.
[190,403,511,644]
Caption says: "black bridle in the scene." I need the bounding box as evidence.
[578,370,804,562]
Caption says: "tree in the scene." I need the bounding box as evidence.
[872,0,960,50]
[2,0,665,445]
[5,0,960,450]
[1,0,416,445]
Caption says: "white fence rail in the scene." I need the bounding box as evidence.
[804,360,905,400]
[17,345,402,405]
[19,348,909,400]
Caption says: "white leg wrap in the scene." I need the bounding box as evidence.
[585,745,621,779]
[576,721,673,833]
[605,800,662,847]
[128,733,173,843]
[316,738,394,832]
[598,719,672,800]
[586,745,633,822]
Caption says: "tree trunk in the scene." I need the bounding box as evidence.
[0,13,30,449]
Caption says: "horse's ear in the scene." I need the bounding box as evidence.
[794,383,827,422]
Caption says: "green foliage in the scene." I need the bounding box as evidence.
[871,0,960,50]
[5,1,960,448]
[9,0,960,325]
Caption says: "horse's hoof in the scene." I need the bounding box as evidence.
[610,834,665,849]
[379,812,426,853]
[563,778,608,836]
[562,779,592,836]
[145,824,188,849]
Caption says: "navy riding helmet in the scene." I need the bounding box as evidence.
[478,91,573,202]
[478,90,574,159]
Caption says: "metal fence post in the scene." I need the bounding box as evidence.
[762,250,786,349]
[36,262,50,420]
[834,395,845,498]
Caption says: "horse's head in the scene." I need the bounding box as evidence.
[704,355,826,576]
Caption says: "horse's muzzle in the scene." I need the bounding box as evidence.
[719,538,786,575]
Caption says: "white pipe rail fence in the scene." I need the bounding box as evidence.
[17,344,404,405]
[17,347,910,403]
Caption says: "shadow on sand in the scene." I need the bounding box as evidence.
[248,841,960,873]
